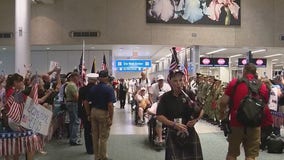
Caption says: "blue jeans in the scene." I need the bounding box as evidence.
[66,102,80,143]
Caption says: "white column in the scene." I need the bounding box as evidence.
[189,45,200,75]
[15,0,31,74]
[266,59,272,79]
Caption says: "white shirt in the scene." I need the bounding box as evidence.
[136,78,151,90]
[149,82,171,103]
[128,79,137,93]
[268,85,280,111]
[148,102,158,115]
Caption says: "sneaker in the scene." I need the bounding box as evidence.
[39,150,48,155]
[70,141,82,146]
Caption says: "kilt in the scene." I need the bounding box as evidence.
[165,127,203,160]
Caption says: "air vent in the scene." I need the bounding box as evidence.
[69,31,100,38]
[0,32,13,39]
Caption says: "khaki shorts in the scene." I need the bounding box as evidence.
[227,126,261,158]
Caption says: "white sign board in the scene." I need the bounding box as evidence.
[20,97,53,136]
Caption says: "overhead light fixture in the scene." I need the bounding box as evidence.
[251,49,266,54]
[166,54,171,58]
[272,59,279,62]
[205,48,227,55]
[2,48,6,50]
[46,47,50,50]
[230,54,242,58]
[200,55,205,57]
[264,54,283,58]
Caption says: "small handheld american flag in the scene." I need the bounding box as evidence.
[31,73,39,104]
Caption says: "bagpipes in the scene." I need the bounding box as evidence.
[180,89,202,120]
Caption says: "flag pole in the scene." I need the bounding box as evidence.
[82,40,85,75]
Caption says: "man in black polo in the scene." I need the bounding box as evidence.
[79,73,99,154]
[84,70,116,160]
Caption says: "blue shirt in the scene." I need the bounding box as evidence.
[87,82,116,111]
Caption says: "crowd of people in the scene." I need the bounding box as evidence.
[0,62,283,160]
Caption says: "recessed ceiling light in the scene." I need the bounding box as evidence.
[2,48,6,50]
[264,54,283,58]
[205,48,227,55]
[46,47,50,50]
[251,49,266,54]
[230,54,242,58]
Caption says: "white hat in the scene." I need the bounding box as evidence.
[87,73,99,80]
[157,75,164,80]
[140,87,146,91]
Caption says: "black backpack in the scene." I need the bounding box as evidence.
[234,78,266,127]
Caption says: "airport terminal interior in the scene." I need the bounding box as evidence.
[0,0,284,160]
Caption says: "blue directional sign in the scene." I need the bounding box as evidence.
[116,67,147,72]
[115,59,152,72]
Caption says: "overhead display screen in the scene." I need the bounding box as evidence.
[213,58,229,67]
[238,58,267,67]
[200,58,229,67]
[200,58,214,67]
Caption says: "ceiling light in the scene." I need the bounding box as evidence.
[200,55,205,57]
[264,54,283,58]
[272,59,279,62]
[166,54,171,58]
[46,47,50,50]
[230,54,242,58]
[2,48,6,50]
[205,48,227,55]
[251,49,266,54]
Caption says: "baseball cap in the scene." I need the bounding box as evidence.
[87,73,99,80]
[99,70,109,78]
[157,75,164,81]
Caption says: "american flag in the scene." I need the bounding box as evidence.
[167,47,180,84]
[101,54,107,71]
[31,73,39,104]
[79,52,87,85]
[184,51,189,84]
[169,47,179,72]
[6,91,26,123]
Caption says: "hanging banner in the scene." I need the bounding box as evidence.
[20,97,53,136]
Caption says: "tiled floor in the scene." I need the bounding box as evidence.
[11,102,283,160]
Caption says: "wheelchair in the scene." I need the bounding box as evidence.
[134,103,147,126]
[133,100,151,126]
[147,116,167,149]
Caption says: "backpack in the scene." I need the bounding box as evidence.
[139,78,149,84]
[234,78,266,127]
